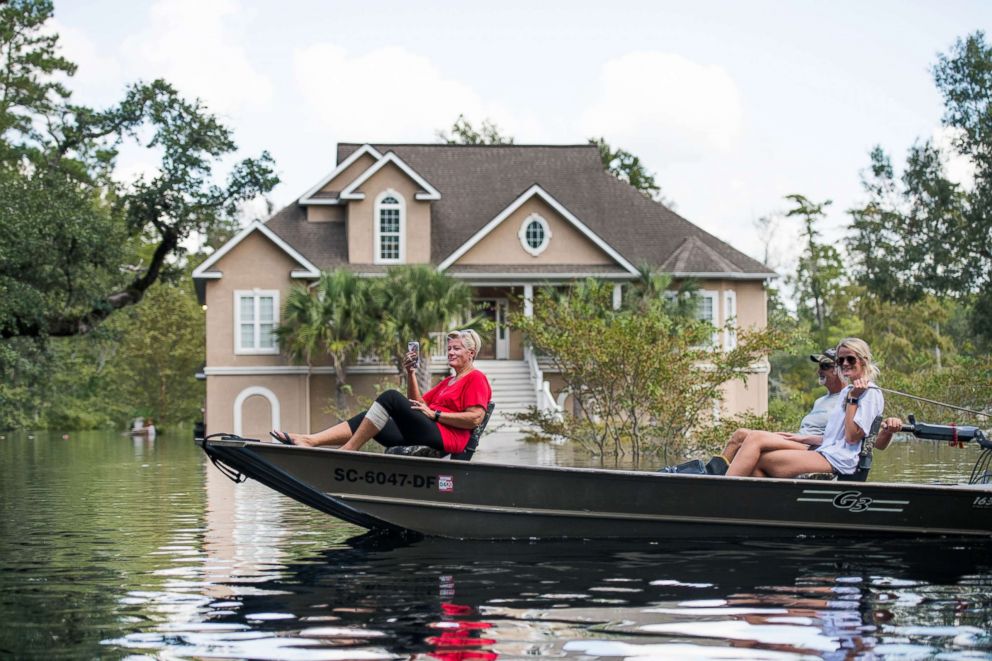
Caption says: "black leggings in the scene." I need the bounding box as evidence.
[347,389,445,451]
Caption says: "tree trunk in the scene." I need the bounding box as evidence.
[334,359,349,412]
[415,354,432,393]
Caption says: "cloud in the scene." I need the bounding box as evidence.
[119,0,272,115]
[932,126,976,190]
[293,44,504,141]
[49,19,124,107]
[578,52,744,163]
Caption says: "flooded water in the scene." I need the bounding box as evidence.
[1,430,990,659]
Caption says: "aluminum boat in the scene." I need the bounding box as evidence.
[197,422,992,540]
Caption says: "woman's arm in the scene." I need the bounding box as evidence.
[874,417,903,450]
[404,350,424,403]
[436,406,485,429]
[843,378,871,444]
[779,432,823,446]
[408,401,485,428]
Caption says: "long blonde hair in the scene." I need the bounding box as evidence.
[836,337,880,381]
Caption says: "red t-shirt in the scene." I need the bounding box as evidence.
[423,370,492,453]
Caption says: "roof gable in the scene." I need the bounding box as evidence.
[660,235,771,278]
[298,144,383,205]
[438,184,637,274]
[339,151,440,201]
[192,220,320,280]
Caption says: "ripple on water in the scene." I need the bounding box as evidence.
[2,432,991,659]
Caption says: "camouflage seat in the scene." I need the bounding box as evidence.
[385,402,495,461]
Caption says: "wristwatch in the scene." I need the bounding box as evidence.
[433,410,441,421]
[846,397,860,406]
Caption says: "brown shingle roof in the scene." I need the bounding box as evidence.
[265,143,776,279]
[265,203,349,269]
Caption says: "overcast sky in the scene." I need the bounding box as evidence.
[53,0,991,274]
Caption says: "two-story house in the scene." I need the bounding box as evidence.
[193,143,776,438]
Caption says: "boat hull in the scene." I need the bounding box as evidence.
[200,438,992,540]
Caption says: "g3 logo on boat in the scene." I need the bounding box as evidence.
[832,490,873,512]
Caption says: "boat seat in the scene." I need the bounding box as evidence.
[801,415,882,482]
[385,401,495,461]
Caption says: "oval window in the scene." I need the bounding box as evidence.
[518,214,551,256]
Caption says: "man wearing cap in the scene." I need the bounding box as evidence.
[705,347,846,475]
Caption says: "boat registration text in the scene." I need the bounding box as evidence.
[333,468,438,489]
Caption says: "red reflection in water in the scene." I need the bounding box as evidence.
[426,601,497,661]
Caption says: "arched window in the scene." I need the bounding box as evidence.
[518,213,551,256]
[374,191,404,263]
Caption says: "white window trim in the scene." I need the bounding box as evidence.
[234,289,280,355]
[373,189,405,264]
[697,289,720,348]
[233,386,280,437]
[723,290,738,350]
[517,213,551,256]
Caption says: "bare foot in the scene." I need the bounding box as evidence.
[269,431,313,446]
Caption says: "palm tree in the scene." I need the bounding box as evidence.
[624,263,699,319]
[379,265,478,391]
[276,270,378,410]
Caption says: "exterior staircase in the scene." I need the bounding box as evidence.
[473,360,537,432]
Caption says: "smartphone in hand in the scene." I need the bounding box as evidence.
[408,341,420,368]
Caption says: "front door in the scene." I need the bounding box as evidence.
[476,298,510,360]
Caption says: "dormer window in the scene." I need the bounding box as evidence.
[518,213,551,256]
[374,190,405,263]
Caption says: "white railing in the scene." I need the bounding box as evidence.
[526,346,564,419]
[429,332,447,361]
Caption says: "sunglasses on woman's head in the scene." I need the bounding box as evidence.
[836,355,858,367]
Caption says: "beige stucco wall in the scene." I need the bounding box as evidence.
[457,197,615,266]
[203,231,304,367]
[346,163,432,264]
[317,152,378,196]
[682,278,767,330]
[205,371,411,439]
[308,372,406,432]
[205,374,308,439]
[203,229,314,437]
[306,205,345,222]
[720,371,769,417]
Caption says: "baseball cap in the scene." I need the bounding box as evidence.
[809,347,837,365]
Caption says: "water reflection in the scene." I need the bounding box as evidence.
[111,530,992,659]
[1,432,991,660]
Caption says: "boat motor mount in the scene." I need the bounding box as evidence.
[900,415,991,484]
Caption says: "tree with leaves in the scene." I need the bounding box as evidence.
[588,137,673,205]
[277,271,379,410]
[276,266,477,407]
[0,0,277,342]
[784,194,846,340]
[848,31,992,346]
[107,283,206,425]
[512,279,792,461]
[0,0,276,429]
[378,265,479,391]
[435,113,514,145]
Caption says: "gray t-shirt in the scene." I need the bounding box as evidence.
[798,390,843,435]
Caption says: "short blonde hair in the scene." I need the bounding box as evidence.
[835,337,880,381]
[447,329,481,359]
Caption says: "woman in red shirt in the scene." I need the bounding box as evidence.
[271,330,491,455]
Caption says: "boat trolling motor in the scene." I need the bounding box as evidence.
[898,415,992,485]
